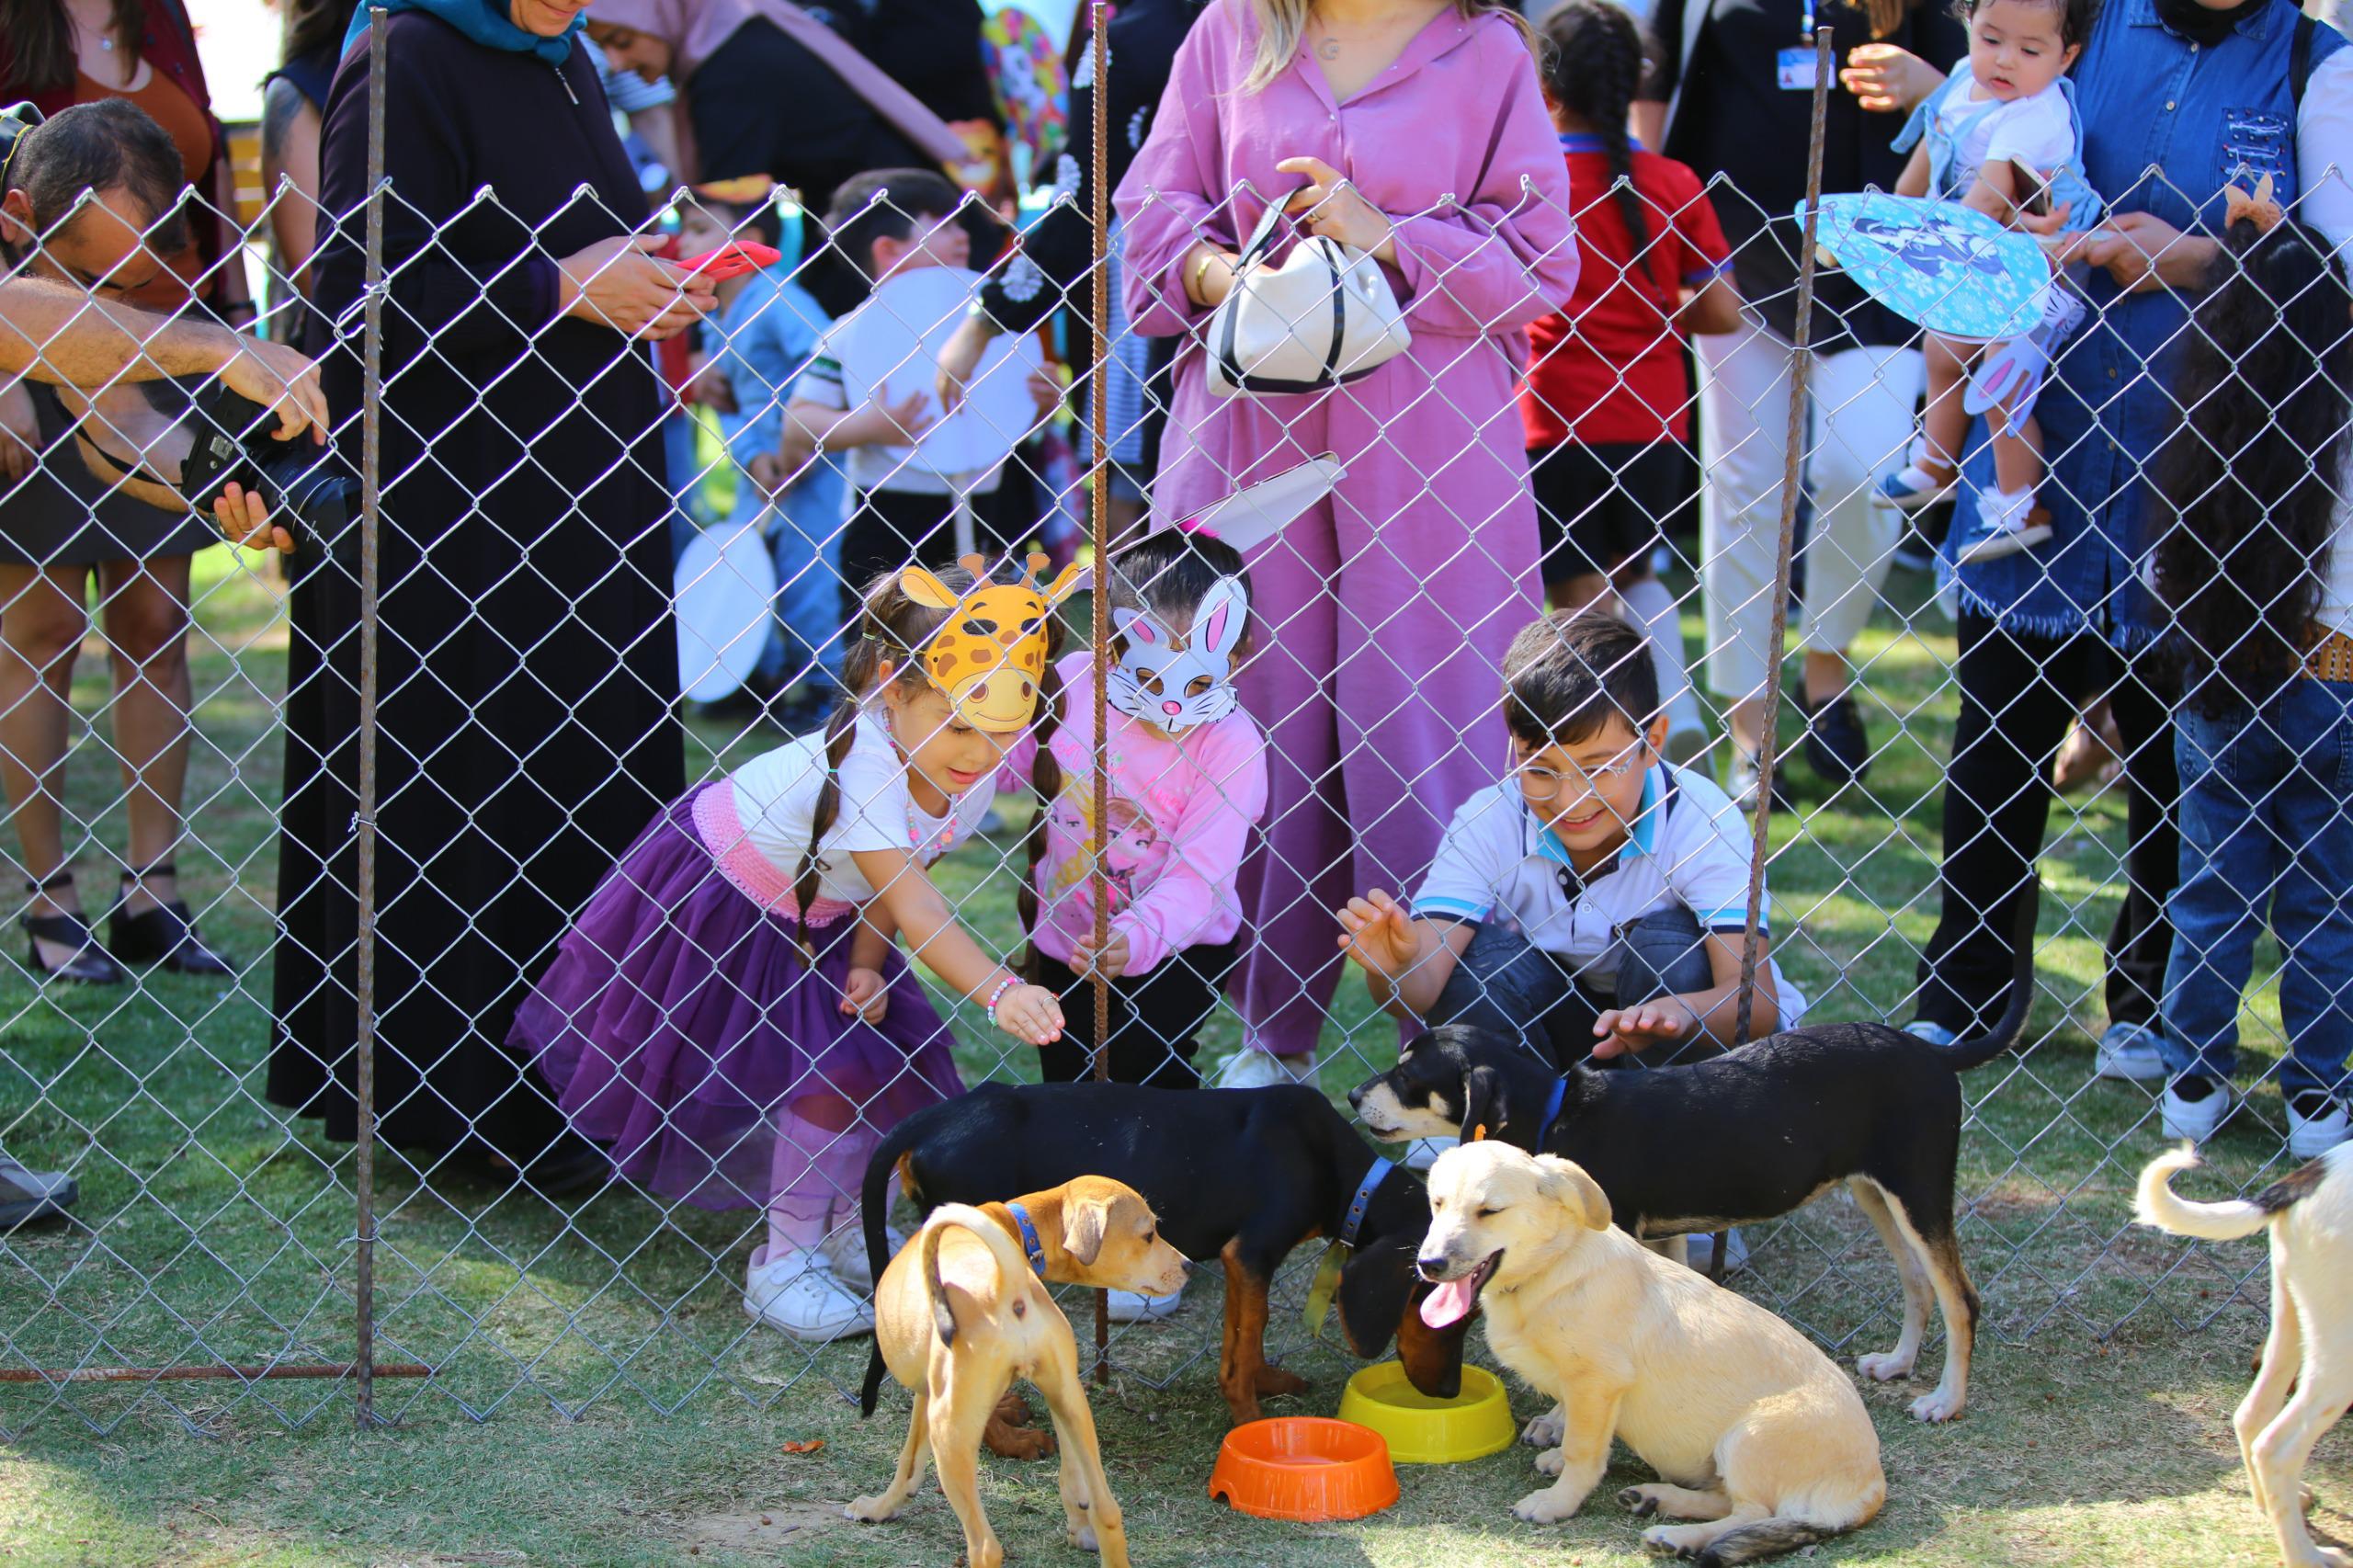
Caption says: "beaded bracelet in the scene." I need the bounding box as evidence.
[983,974,1021,1017]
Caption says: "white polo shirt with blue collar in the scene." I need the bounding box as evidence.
[1411,762,1808,1022]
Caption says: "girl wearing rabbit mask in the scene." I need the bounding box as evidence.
[1001,529,1272,1111]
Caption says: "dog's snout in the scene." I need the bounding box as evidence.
[1346,1081,1367,1109]
[1415,1254,1448,1281]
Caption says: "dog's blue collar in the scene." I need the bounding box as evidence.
[1340,1158,1394,1248]
[1005,1201,1047,1276]
[1534,1078,1568,1146]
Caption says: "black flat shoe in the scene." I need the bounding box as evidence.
[1799,691,1873,786]
[108,862,236,976]
[19,873,125,985]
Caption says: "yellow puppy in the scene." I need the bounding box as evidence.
[1419,1142,1885,1565]
[848,1176,1188,1568]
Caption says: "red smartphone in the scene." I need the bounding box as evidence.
[676,241,783,281]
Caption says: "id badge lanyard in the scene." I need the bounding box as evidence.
[1779,0,1821,89]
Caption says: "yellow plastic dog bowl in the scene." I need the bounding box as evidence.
[1336,1362,1517,1464]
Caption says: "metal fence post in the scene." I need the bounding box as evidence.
[353,3,389,1429]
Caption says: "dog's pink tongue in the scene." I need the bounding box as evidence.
[1420,1275,1477,1329]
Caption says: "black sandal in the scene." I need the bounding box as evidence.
[21,872,127,985]
[108,861,236,977]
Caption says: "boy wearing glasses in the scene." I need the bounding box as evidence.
[1337,611,1806,1071]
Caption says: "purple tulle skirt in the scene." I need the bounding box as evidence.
[512,782,965,1210]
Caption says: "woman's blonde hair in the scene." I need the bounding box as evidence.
[1243,0,1537,94]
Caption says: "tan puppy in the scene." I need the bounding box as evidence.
[2138,1144,2353,1568]
[1419,1142,1885,1565]
[848,1176,1187,1568]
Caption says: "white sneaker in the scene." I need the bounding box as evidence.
[818,1221,908,1290]
[2096,1022,2168,1084]
[745,1245,874,1341]
[1904,1020,1959,1049]
[2160,1078,2232,1144]
[2289,1096,2350,1159]
[1213,1049,1314,1089]
[1106,1279,1187,1323]
[1956,487,2052,564]
[1400,1134,1458,1172]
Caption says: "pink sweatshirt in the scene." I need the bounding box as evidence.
[999,653,1269,977]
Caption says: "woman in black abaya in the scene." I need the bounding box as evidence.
[267,0,710,1187]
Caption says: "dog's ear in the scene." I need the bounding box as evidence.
[1063,1196,1109,1266]
[1535,1154,1612,1232]
[1460,1064,1507,1140]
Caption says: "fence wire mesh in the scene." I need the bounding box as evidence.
[0,52,2346,1446]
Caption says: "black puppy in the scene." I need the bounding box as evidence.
[858,1081,1465,1449]
[1349,891,2041,1425]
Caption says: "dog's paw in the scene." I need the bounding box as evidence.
[1521,1407,1565,1448]
[1066,1520,1098,1553]
[1534,1446,1565,1478]
[1511,1487,1585,1525]
[1907,1387,1963,1424]
[845,1494,898,1524]
[1620,1486,1661,1518]
[1252,1364,1310,1398]
[1641,1523,1706,1559]
[984,1422,1057,1460]
[1857,1349,1917,1382]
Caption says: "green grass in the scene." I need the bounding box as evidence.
[3,552,2347,1565]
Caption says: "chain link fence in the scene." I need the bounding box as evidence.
[1,48,2342,1443]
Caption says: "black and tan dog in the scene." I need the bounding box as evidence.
[859,1081,1465,1448]
[1350,891,2041,1424]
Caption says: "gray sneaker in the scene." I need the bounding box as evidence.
[0,1156,76,1230]
[2096,1022,2167,1083]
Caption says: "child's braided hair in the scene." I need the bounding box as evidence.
[1540,0,1654,275]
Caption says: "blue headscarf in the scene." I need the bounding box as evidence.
[342,0,585,67]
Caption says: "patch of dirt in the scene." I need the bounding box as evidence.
[681,1503,852,1554]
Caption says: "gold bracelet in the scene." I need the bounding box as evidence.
[1190,248,1220,304]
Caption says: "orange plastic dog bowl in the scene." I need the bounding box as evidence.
[1206,1416,1399,1521]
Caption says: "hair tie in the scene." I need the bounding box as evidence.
[2223,173,2284,236]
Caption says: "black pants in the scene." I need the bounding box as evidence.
[1914,614,2179,1035]
[837,485,1031,618]
[1031,942,1237,1088]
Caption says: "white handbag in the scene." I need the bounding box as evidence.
[1205,193,1412,398]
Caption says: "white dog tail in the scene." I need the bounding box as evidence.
[920,1203,1029,1348]
[2134,1146,2275,1241]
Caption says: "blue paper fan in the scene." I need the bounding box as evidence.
[1797,192,2052,340]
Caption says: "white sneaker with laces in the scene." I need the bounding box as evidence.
[1213,1049,1315,1089]
[2160,1078,2231,1144]
[1401,1134,1458,1172]
[1106,1279,1187,1323]
[2289,1096,2350,1159]
[1904,1020,1959,1049]
[1956,486,2052,564]
[817,1221,908,1290]
[745,1245,874,1340]
[2095,1021,2167,1084]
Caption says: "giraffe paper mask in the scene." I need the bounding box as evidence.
[901,552,1086,733]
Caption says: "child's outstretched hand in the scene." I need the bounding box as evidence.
[839,967,890,1024]
[1070,928,1130,982]
[1336,890,1417,979]
[994,983,1064,1047]
[1591,1003,1693,1060]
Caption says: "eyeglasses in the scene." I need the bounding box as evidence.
[1513,748,1644,799]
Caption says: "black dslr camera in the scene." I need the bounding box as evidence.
[177,381,358,548]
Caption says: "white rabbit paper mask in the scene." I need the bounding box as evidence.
[1106,576,1248,735]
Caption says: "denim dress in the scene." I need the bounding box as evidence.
[1942,0,2346,646]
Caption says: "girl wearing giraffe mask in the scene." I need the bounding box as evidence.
[512,559,1078,1343]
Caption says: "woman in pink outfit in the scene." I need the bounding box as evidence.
[1115,0,1577,1075]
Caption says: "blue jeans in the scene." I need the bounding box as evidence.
[2161,679,2353,1098]
[1429,907,1719,1071]
[755,492,846,690]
